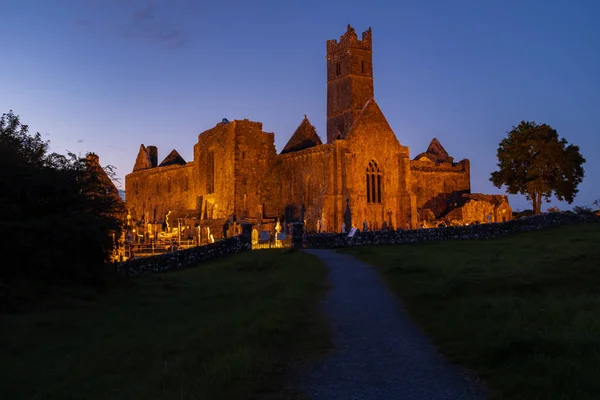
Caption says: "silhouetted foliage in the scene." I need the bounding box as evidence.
[0,111,125,309]
[572,206,595,216]
[490,121,585,215]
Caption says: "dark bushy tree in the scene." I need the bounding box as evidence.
[490,121,585,215]
[0,111,125,303]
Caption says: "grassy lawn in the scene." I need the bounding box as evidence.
[0,249,329,400]
[346,223,600,400]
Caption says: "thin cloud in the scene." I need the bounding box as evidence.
[118,0,189,49]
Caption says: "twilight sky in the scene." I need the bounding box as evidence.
[2,0,599,211]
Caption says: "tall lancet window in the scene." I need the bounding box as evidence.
[366,160,382,204]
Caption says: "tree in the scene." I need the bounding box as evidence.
[0,111,125,305]
[490,121,585,215]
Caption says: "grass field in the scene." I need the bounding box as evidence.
[0,249,329,400]
[347,223,600,400]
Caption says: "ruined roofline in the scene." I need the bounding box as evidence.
[126,161,193,178]
[414,138,454,164]
[198,118,275,139]
[410,158,470,172]
[85,153,123,202]
[158,149,187,167]
[326,24,372,54]
[132,144,155,172]
[277,141,333,159]
[462,193,509,204]
[281,115,323,154]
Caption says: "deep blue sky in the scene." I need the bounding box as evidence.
[2,0,599,211]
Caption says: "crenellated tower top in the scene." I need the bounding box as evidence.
[326,25,374,143]
[326,24,372,55]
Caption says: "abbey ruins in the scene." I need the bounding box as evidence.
[125,25,511,240]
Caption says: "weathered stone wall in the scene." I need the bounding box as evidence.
[344,100,415,231]
[232,120,279,220]
[278,144,334,230]
[410,159,470,217]
[194,121,236,220]
[125,162,196,222]
[305,212,597,249]
[115,234,250,276]
[443,194,512,225]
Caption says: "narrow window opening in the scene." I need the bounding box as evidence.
[336,62,341,76]
[365,160,382,204]
[207,150,215,194]
[361,60,365,74]
[366,173,370,203]
[371,174,376,203]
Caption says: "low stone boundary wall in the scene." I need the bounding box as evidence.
[115,235,250,276]
[305,212,599,249]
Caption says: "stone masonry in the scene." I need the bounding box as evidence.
[125,25,511,238]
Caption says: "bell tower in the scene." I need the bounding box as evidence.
[326,25,374,143]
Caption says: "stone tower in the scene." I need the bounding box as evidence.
[326,25,373,143]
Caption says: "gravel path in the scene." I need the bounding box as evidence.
[302,249,485,400]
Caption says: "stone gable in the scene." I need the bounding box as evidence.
[281,116,323,154]
[159,149,186,167]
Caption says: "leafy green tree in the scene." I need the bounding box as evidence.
[1,111,125,306]
[490,121,585,215]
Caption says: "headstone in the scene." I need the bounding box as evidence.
[348,227,358,238]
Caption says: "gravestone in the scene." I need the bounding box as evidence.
[348,227,358,238]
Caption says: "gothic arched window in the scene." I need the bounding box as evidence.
[366,160,382,204]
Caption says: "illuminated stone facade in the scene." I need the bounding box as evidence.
[125,25,511,237]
